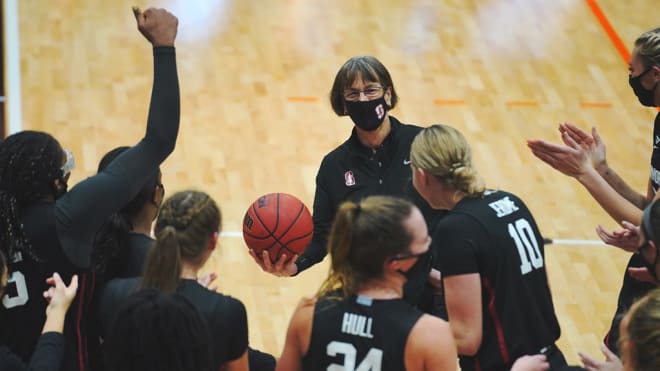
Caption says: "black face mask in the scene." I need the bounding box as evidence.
[629,67,658,107]
[396,249,432,280]
[345,97,388,131]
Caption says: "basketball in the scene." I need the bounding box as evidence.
[243,193,313,264]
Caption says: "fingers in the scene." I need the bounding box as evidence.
[247,249,268,271]
[600,344,618,362]
[592,127,604,145]
[131,6,141,20]
[561,131,581,149]
[261,250,274,271]
[627,267,657,284]
[621,220,640,233]
[578,351,601,369]
[527,139,574,153]
[274,253,289,271]
[68,275,78,293]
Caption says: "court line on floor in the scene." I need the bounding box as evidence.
[219,231,607,246]
[4,0,22,134]
[584,0,630,63]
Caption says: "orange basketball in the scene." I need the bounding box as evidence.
[243,193,313,264]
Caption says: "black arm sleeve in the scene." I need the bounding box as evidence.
[55,47,180,269]
[26,332,65,371]
[295,172,333,274]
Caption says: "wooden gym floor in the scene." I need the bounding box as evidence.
[7,0,659,365]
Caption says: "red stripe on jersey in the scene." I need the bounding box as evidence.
[77,274,87,371]
[482,277,510,365]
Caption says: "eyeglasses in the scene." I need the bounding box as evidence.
[343,86,384,101]
[391,249,430,261]
[61,149,75,175]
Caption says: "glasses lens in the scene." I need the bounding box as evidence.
[344,86,383,101]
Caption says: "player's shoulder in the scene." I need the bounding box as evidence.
[408,314,454,350]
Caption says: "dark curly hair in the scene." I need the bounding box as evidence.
[0,131,65,262]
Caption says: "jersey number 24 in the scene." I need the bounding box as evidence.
[327,341,382,371]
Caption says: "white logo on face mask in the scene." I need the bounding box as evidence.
[375,104,385,120]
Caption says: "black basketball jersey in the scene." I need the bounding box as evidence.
[433,190,560,371]
[302,295,423,371]
[649,112,660,191]
[604,111,660,353]
[100,278,249,368]
[0,202,95,371]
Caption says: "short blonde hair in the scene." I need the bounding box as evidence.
[634,27,660,69]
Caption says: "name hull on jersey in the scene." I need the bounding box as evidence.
[341,312,374,338]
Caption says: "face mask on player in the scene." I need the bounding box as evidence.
[629,66,658,107]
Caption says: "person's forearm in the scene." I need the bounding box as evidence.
[27,332,65,371]
[597,163,648,209]
[143,46,180,155]
[578,168,643,224]
[41,309,66,334]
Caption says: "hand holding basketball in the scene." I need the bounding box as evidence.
[132,6,178,47]
[243,193,313,276]
[248,249,298,277]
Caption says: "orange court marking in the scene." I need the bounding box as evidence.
[287,96,319,102]
[433,99,466,106]
[584,0,630,63]
[580,102,613,108]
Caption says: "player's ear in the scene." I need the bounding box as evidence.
[415,167,430,187]
[208,232,219,251]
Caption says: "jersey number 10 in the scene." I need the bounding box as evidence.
[508,218,544,275]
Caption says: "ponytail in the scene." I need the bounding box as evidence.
[317,202,359,299]
[92,213,132,279]
[140,226,182,293]
[317,196,414,299]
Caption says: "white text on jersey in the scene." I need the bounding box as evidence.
[341,313,374,338]
[488,196,519,218]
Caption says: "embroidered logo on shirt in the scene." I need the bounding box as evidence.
[655,136,660,149]
[403,159,412,165]
[344,170,356,187]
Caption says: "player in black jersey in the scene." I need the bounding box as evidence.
[579,199,660,370]
[103,289,214,371]
[100,190,250,371]
[0,7,179,371]
[411,125,565,370]
[527,27,660,355]
[276,195,457,371]
[0,249,80,371]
